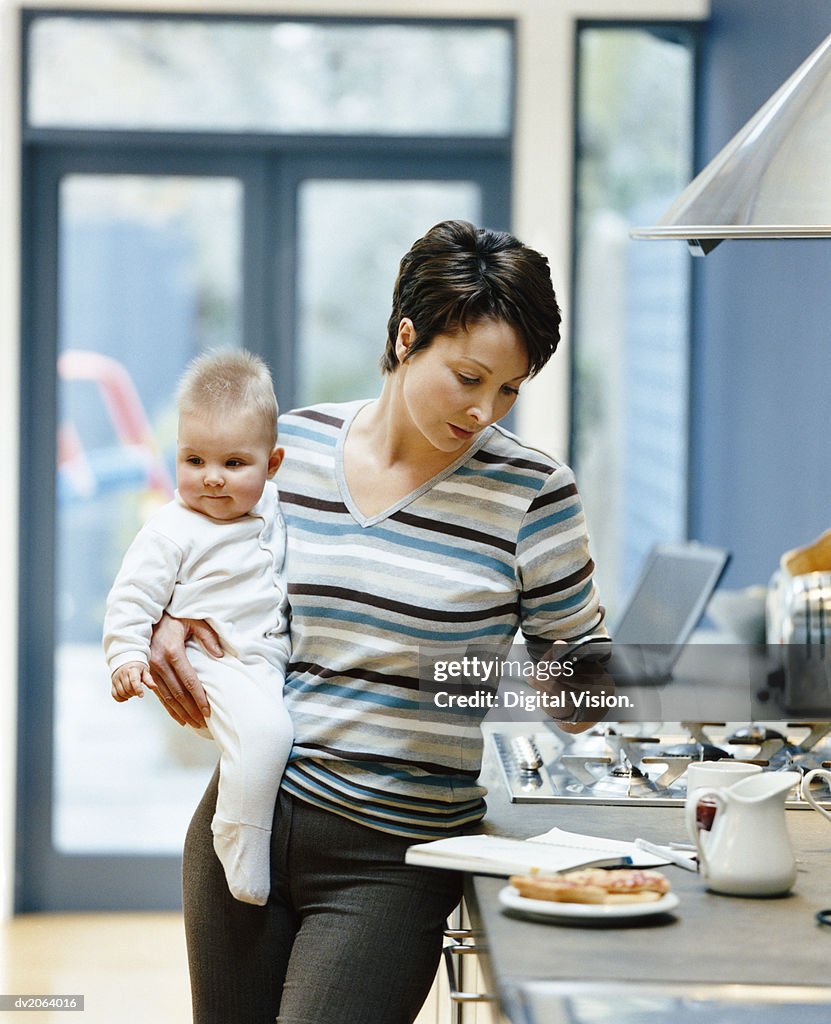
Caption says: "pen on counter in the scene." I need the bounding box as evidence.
[634,837,698,872]
[568,856,633,872]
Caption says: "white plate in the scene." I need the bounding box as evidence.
[498,885,679,923]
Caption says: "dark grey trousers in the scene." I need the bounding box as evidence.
[183,771,464,1024]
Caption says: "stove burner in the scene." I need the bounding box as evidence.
[728,725,786,745]
[661,742,731,761]
[589,758,658,798]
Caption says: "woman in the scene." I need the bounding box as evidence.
[149,220,606,1023]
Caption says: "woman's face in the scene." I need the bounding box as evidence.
[395,318,530,455]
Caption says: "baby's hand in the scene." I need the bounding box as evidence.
[111,662,154,702]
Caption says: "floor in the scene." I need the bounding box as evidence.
[0,911,453,1024]
[0,913,191,1024]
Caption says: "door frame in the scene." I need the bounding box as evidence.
[18,138,510,910]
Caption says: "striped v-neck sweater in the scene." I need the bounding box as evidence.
[278,400,605,838]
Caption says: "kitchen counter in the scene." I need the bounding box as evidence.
[463,732,831,1022]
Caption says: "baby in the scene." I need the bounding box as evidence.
[103,349,292,906]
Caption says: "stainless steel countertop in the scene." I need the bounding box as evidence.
[464,729,831,1021]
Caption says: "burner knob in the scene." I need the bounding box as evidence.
[511,736,543,773]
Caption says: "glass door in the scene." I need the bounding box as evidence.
[55,173,244,852]
[293,172,488,405]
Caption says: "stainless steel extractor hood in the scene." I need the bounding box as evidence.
[631,31,831,255]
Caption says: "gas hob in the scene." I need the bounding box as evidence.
[491,721,831,807]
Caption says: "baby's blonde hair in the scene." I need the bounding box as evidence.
[177,349,278,443]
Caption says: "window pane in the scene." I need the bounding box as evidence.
[29,16,512,136]
[54,174,242,853]
[571,27,695,616]
[296,180,481,406]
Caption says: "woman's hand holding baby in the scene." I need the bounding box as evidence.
[147,612,222,728]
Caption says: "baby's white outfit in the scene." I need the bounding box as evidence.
[103,481,292,905]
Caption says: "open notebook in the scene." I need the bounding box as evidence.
[405,826,668,877]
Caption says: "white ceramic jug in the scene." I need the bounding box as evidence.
[685,771,801,896]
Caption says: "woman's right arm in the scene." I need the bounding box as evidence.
[147,613,221,728]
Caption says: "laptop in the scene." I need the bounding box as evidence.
[606,541,730,685]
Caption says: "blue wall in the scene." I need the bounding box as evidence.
[690,0,831,587]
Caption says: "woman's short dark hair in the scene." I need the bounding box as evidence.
[381,220,561,376]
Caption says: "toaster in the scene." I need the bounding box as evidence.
[766,569,831,716]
